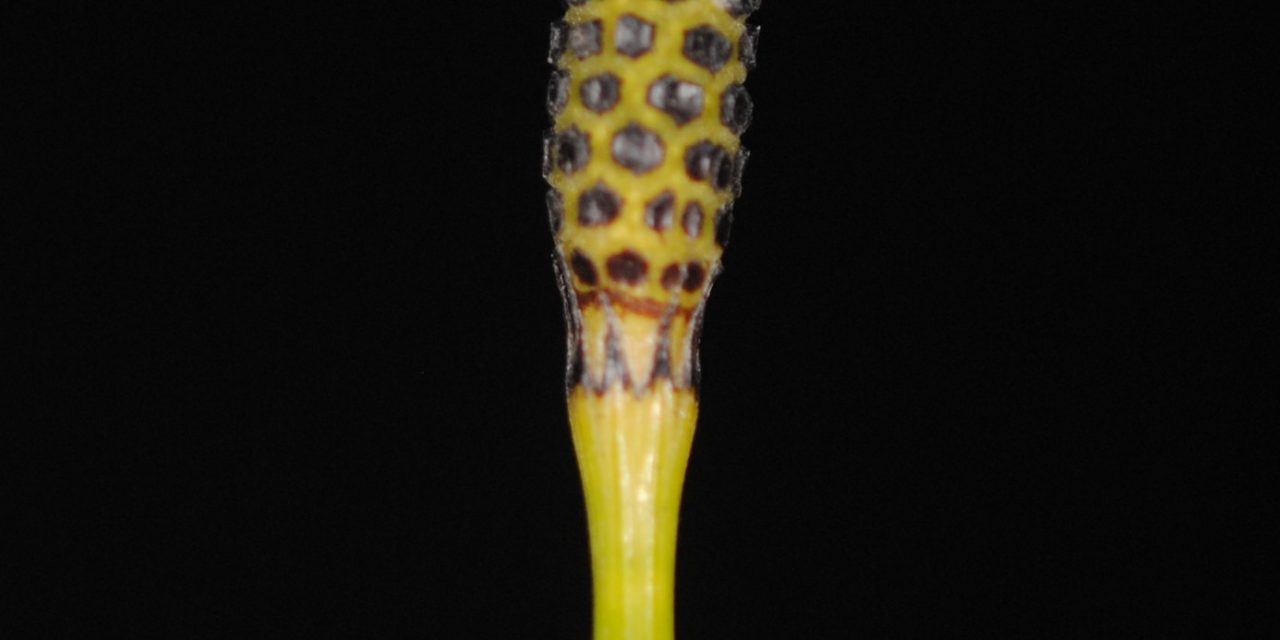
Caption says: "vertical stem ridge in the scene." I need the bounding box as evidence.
[569,383,698,640]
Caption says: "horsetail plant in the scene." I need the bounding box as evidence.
[543,1,760,638]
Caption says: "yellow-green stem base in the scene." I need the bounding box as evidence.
[569,382,698,640]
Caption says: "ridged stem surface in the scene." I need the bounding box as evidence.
[569,383,698,640]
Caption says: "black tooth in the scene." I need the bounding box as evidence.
[552,256,585,389]
[603,320,632,389]
[688,303,707,394]
[649,335,672,382]
[568,340,585,387]
[648,306,678,386]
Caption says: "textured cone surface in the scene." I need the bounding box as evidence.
[546,0,757,394]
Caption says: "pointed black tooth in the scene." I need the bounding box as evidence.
[603,320,633,388]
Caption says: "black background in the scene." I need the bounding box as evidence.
[14,1,1271,637]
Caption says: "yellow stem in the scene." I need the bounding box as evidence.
[569,382,699,640]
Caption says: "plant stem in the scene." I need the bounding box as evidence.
[569,382,698,640]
